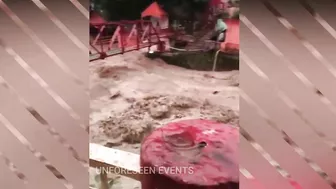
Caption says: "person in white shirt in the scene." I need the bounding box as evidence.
[211,13,228,43]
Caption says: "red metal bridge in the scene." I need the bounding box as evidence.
[89,19,172,61]
[89,2,174,61]
[89,1,240,62]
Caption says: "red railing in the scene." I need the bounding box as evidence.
[89,20,165,61]
[89,18,240,61]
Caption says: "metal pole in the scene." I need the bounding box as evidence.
[212,49,221,71]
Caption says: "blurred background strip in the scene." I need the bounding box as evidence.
[240,0,336,188]
[0,0,89,189]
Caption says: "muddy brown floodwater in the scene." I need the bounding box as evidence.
[89,51,239,189]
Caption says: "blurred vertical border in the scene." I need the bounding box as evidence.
[0,0,89,189]
[240,0,336,188]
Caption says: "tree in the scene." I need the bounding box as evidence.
[91,0,210,22]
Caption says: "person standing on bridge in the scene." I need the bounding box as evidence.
[215,13,228,41]
[210,13,228,49]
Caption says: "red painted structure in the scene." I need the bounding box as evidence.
[140,119,239,189]
[220,19,239,53]
[89,3,173,61]
[141,2,167,18]
[89,18,168,60]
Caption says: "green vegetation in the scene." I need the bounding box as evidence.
[91,0,209,21]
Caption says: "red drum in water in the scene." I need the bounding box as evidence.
[140,119,239,189]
